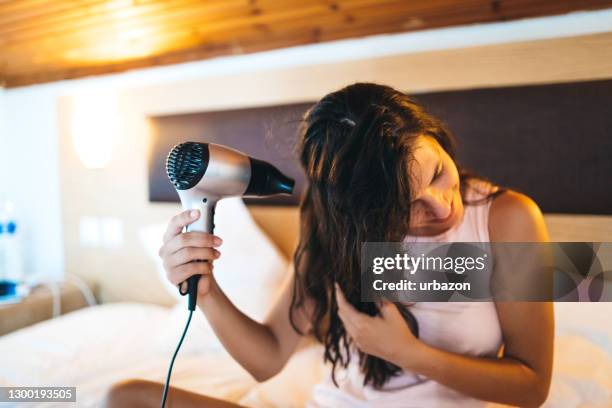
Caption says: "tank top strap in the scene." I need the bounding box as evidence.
[459,178,499,243]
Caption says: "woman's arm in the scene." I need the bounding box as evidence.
[159,209,312,382]
[199,264,313,381]
[336,191,554,407]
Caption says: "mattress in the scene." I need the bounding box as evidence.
[0,302,609,407]
[0,302,325,407]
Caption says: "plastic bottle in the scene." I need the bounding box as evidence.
[0,199,23,283]
[6,221,23,282]
[0,199,10,298]
[0,220,5,283]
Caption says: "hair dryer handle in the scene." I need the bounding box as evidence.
[181,199,217,311]
[185,201,216,234]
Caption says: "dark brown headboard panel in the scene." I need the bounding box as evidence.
[148,78,612,214]
[415,79,612,215]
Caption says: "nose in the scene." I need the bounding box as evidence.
[424,188,452,220]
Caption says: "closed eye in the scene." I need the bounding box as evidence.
[410,156,444,205]
[431,162,443,184]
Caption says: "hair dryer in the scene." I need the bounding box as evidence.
[166,141,295,311]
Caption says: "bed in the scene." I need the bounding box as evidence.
[0,198,610,407]
[1,301,611,407]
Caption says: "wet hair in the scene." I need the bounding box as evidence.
[288,83,503,389]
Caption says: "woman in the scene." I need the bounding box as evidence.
[106,83,553,407]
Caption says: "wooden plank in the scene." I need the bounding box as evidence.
[5,0,608,53]
[498,0,612,18]
[0,0,105,26]
[0,0,483,66]
[0,0,487,45]
[0,5,327,70]
[0,0,245,38]
[0,1,350,66]
[0,0,249,43]
[1,4,484,72]
[0,0,344,46]
[2,0,612,86]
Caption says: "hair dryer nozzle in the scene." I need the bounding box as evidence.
[166,142,209,190]
[245,158,295,196]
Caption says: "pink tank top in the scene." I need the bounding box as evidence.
[307,180,504,408]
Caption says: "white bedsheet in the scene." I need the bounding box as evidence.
[0,303,326,408]
[0,302,610,407]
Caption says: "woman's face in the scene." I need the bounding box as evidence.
[407,136,463,236]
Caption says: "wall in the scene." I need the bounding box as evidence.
[0,86,65,283]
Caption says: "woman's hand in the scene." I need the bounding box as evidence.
[158,209,223,298]
[335,284,421,364]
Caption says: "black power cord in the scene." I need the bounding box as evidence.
[161,309,194,408]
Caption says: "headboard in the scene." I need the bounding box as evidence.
[148,78,612,215]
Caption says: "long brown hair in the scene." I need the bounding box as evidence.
[289,83,497,388]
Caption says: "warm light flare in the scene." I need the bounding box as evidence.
[70,93,119,169]
[64,1,166,63]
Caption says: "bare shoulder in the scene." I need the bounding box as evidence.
[488,189,549,242]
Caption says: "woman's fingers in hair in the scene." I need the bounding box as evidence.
[335,283,369,330]
[334,283,358,314]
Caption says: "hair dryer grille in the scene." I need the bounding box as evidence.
[166,142,209,190]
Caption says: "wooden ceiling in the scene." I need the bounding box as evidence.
[1,0,611,88]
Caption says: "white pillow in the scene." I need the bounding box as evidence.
[139,197,289,321]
